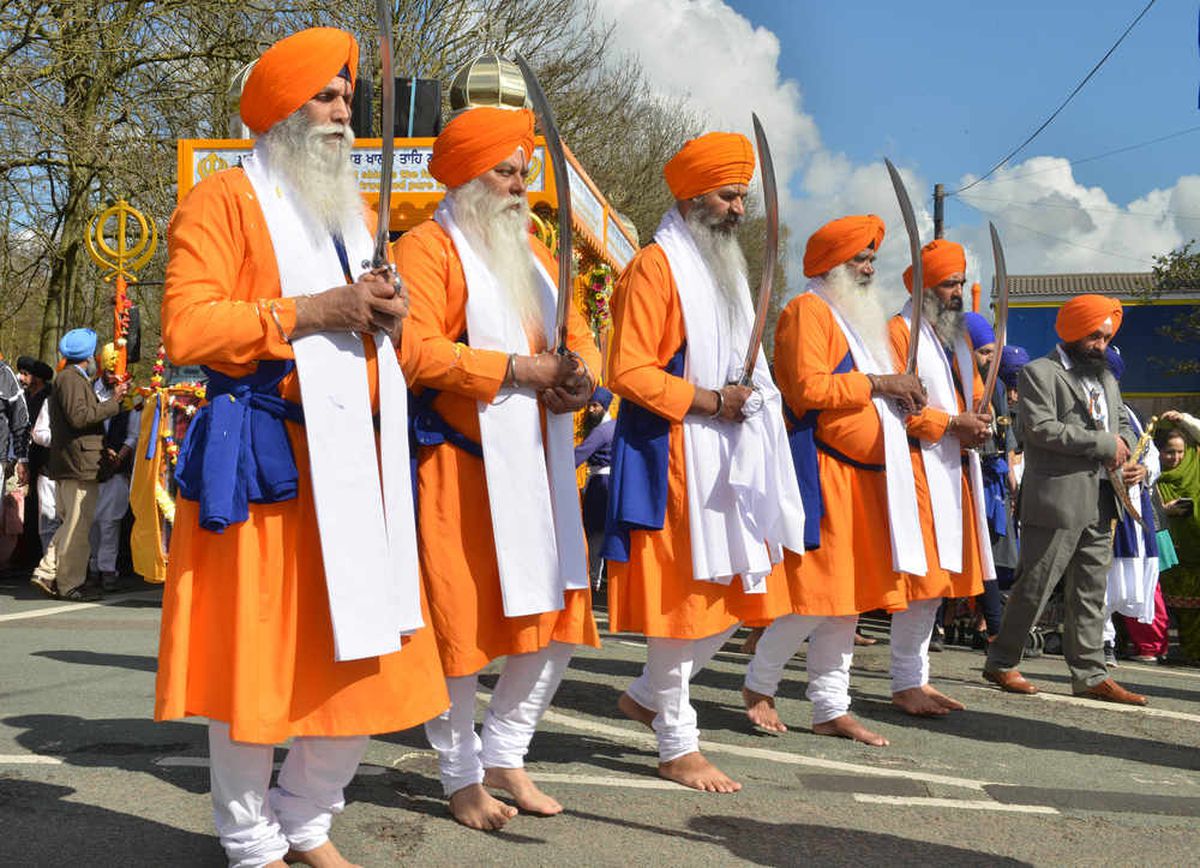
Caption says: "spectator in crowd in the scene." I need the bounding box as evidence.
[996,344,1030,591]
[29,328,128,601]
[0,354,30,485]
[88,343,140,591]
[575,385,615,586]
[16,356,54,561]
[1156,410,1200,662]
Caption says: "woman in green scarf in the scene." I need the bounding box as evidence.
[1157,411,1200,661]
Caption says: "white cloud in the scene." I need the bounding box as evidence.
[596,0,1196,312]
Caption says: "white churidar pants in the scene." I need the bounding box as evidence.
[37,474,59,551]
[208,721,367,868]
[1102,610,1116,644]
[744,614,856,725]
[424,641,573,796]
[625,624,739,762]
[889,597,941,693]
[88,472,130,573]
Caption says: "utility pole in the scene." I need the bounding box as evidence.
[933,183,945,239]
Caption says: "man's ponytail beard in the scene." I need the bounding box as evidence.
[260,111,364,236]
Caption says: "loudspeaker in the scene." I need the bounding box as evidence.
[350,74,374,139]
[126,305,141,364]
[395,78,442,137]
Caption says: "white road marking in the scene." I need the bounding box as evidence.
[0,590,160,624]
[0,754,63,765]
[1120,663,1200,681]
[538,707,991,791]
[966,685,1200,723]
[852,794,1059,815]
[527,772,686,791]
[154,757,386,775]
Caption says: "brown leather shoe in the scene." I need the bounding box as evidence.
[1075,678,1148,706]
[982,668,1038,694]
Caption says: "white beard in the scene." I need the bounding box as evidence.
[923,292,965,350]
[684,205,750,336]
[448,178,545,350]
[819,264,894,370]
[259,111,364,237]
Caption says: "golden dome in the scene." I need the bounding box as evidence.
[448,52,529,117]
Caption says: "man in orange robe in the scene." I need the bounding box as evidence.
[888,239,992,717]
[742,216,928,747]
[606,132,805,792]
[394,105,601,831]
[156,28,448,867]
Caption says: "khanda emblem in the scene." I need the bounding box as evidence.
[197,151,231,181]
[85,198,158,284]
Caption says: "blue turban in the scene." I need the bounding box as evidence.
[590,386,613,411]
[58,328,97,362]
[964,312,995,350]
[1105,344,1125,382]
[998,344,1030,389]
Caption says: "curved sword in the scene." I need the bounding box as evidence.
[513,51,574,355]
[737,112,777,387]
[370,0,396,273]
[976,222,1008,413]
[885,159,923,374]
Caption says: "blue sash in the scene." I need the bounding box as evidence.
[174,360,304,533]
[601,343,686,562]
[980,455,1009,537]
[1113,409,1158,560]
[782,351,855,550]
[409,388,483,458]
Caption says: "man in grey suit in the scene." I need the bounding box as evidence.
[983,294,1147,705]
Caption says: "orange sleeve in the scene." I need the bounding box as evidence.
[161,173,295,366]
[606,247,695,423]
[888,317,951,442]
[776,294,872,416]
[393,222,509,402]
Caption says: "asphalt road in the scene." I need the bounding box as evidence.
[2,575,1199,866]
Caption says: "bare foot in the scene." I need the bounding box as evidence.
[923,684,965,711]
[854,632,878,646]
[447,783,518,831]
[813,714,889,746]
[658,751,742,793]
[892,686,950,717]
[283,840,361,867]
[741,627,764,654]
[618,692,655,731]
[483,766,563,816]
[742,686,787,733]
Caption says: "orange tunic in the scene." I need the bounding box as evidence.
[771,293,908,617]
[604,244,791,640]
[155,168,449,744]
[394,220,600,678]
[888,317,986,602]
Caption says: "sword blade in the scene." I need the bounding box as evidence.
[977,222,1009,413]
[371,0,396,271]
[885,159,923,374]
[513,51,574,354]
[737,112,778,387]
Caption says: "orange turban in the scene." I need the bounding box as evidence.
[902,238,967,293]
[429,107,536,189]
[663,132,755,200]
[1055,294,1124,342]
[240,28,358,135]
[803,215,886,277]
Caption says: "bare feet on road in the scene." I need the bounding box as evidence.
[448,783,518,831]
[483,766,564,816]
[813,713,889,746]
[618,692,656,730]
[743,686,788,733]
[283,840,361,867]
[658,751,742,793]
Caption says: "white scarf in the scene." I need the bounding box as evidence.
[434,200,588,617]
[654,207,805,593]
[900,299,995,581]
[809,281,926,576]
[242,148,423,662]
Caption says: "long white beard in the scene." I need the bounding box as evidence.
[684,206,750,335]
[923,292,965,350]
[448,178,545,350]
[820,264,894,369]
[259,111,364,236]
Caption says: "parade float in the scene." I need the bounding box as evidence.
[133,53,636,575]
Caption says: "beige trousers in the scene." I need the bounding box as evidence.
[33,477,98,594]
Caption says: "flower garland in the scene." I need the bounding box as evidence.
[582,262,614,339]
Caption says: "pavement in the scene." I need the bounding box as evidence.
[2,575,1200,866]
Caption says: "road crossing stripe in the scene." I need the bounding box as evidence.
[0,590,160,623]
[852,794,1059,814]
[0,754,63,765]
[965,685,1200,723]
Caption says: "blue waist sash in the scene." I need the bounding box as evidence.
[601,343,686,562]
[783,350,855,550]
[980,454,1009,537]
[174,360,304,533]
[1113,482,1158,560]
[409,388,483,458]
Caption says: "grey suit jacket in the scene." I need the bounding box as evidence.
[1016,348,1134,530]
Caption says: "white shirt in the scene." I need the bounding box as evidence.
[1057,344,1109,432]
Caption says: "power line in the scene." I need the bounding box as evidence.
[955,191,1200,222]
[954,0,1158,195]
[956,123,1200,189]
[956,198,1158,265]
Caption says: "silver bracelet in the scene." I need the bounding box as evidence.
[710,388,724,418]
